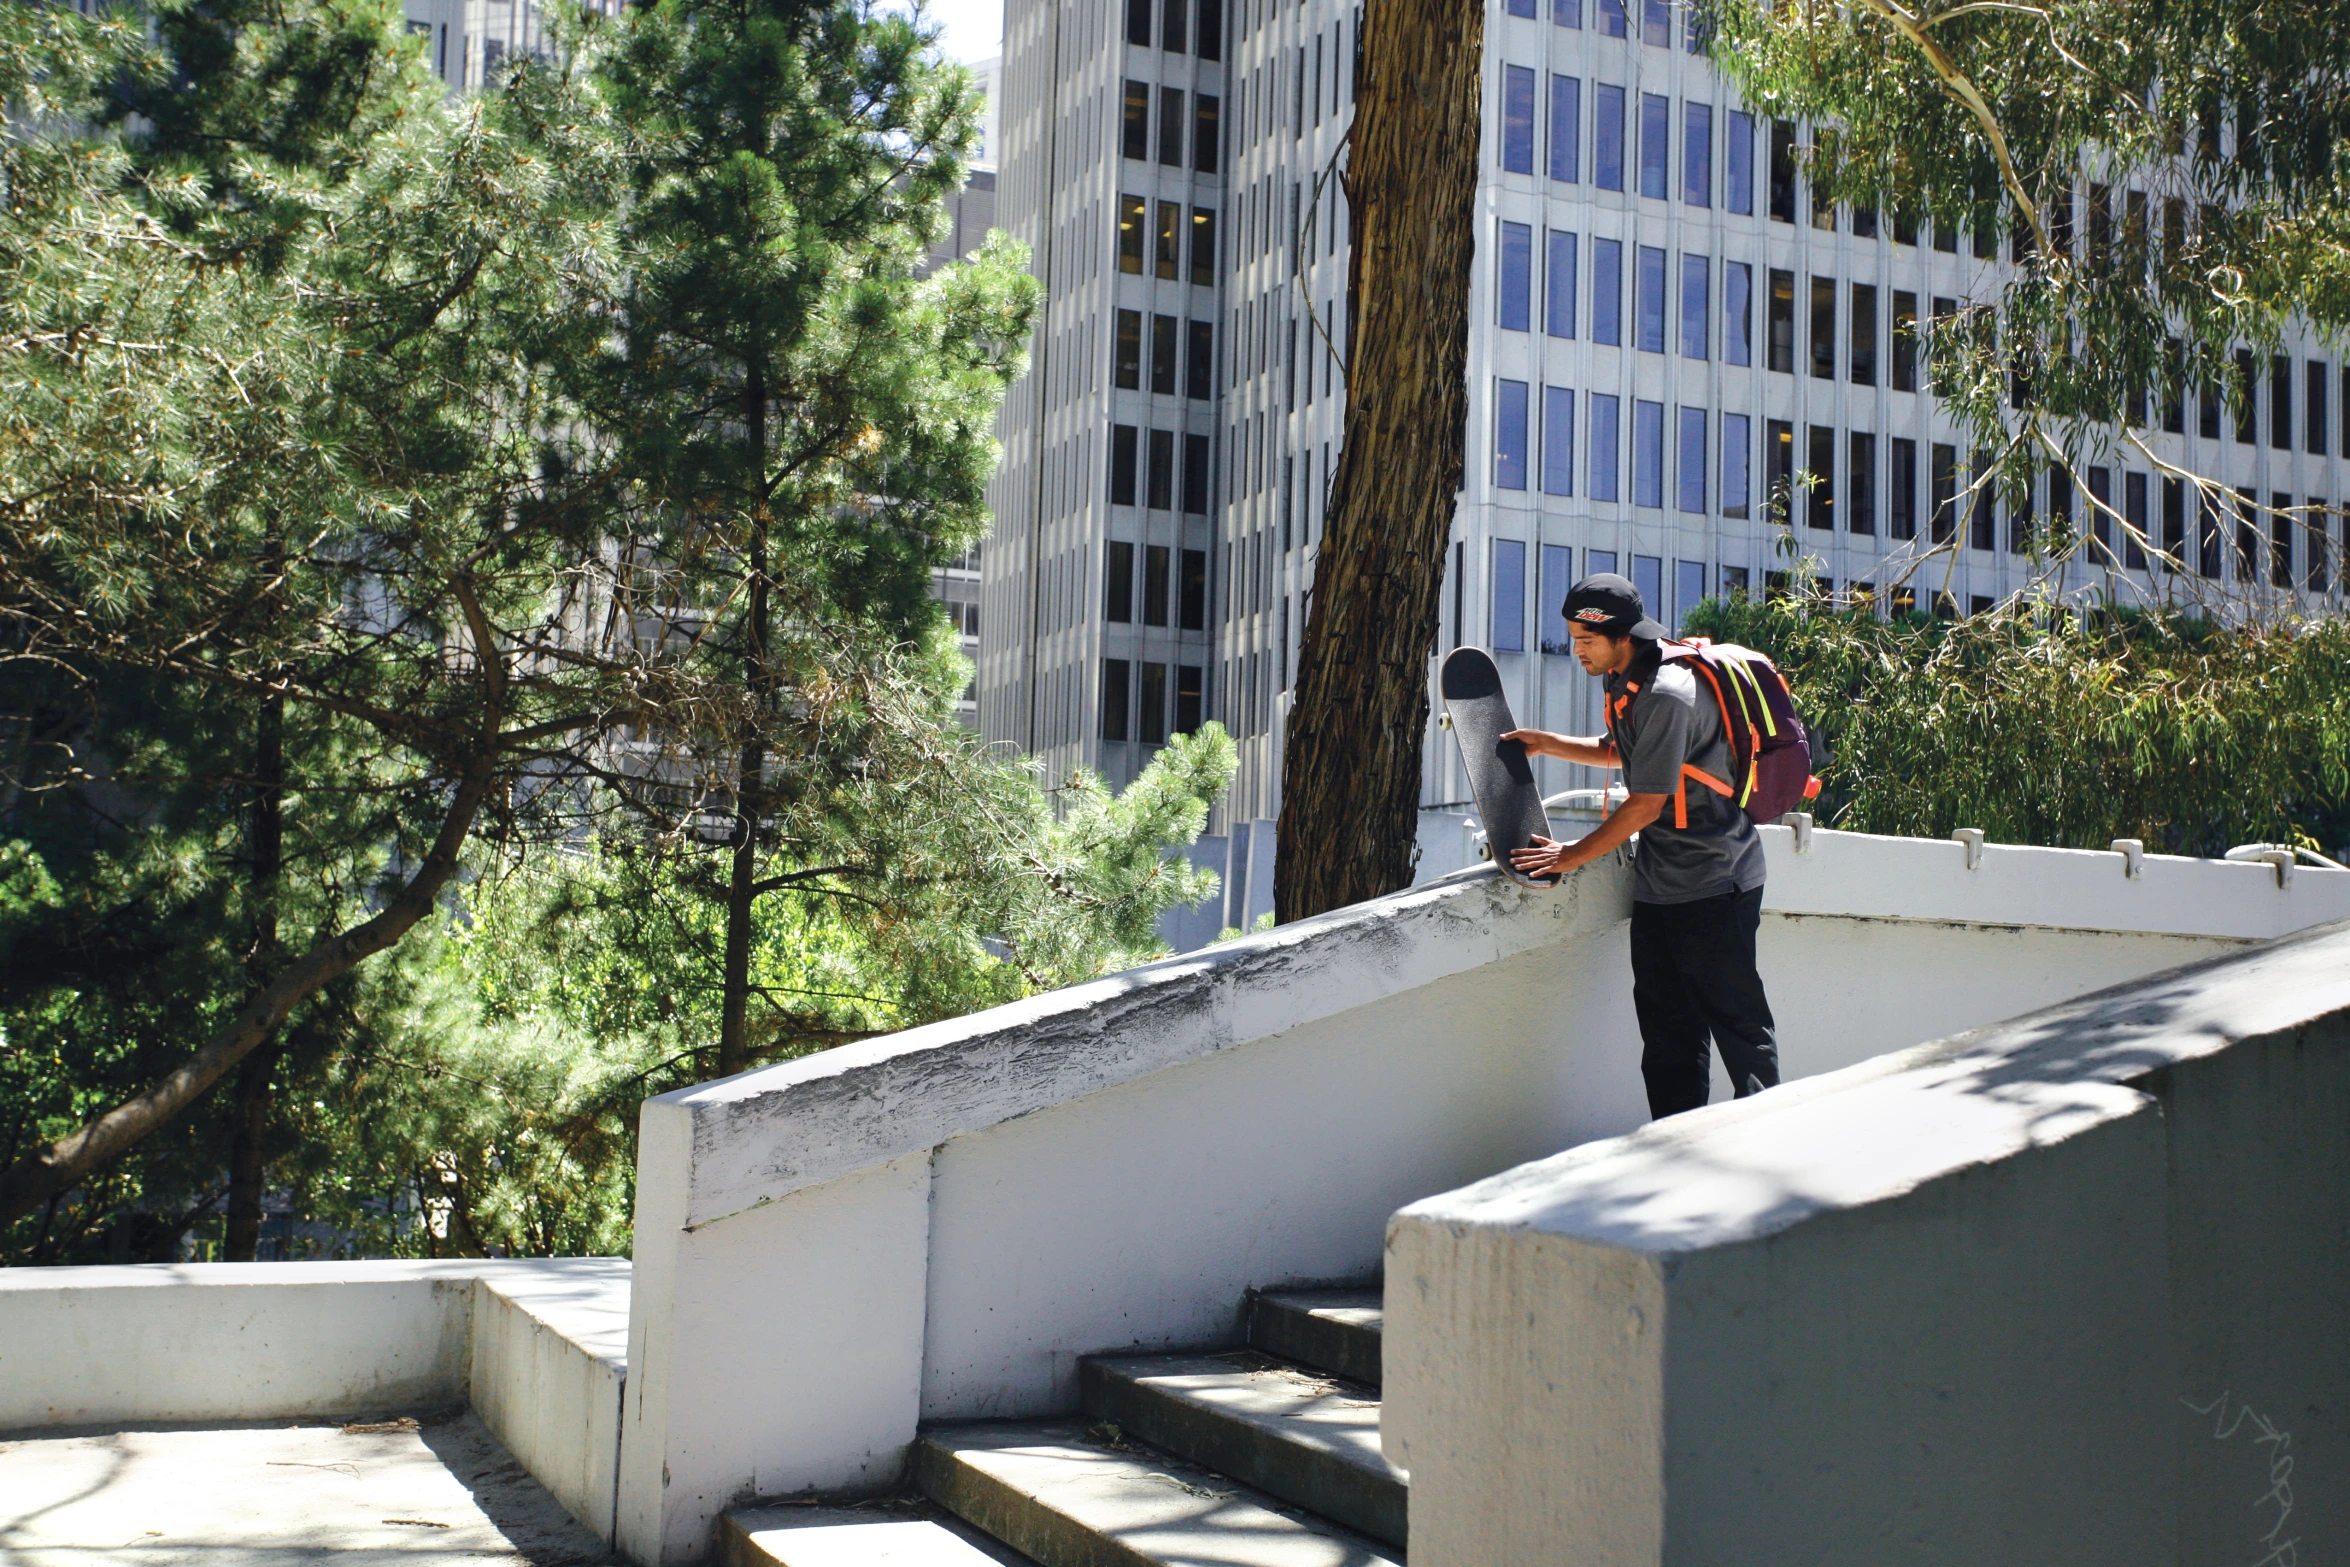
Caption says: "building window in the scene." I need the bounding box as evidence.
[1726,110,1754,215]
[1638,93,1669,198]
[1810,150,1835,230]
[1144,545,1171,625]
[1102,659,1131,741]
[1767,268,1794,373]
[1501,66,1536,173]
[1111,425,1139,505]
[1196,0,1220,60]
[1891,290,1917,391]
[1540,544,1575,652]
[1588,548,1618,577]
[1597,0,1626,38]
[1555,0,1582,27]
[2308,360,2329,456]
[1119,195,1147,273]
[1594,85,1626,191]
[1723,412,1750,518]
[1805,423,1835,529]
[1768,121,1796,222]
[2087,465,2113,554]
[1180,548,1207,628]
[1678,407,1706,514]
[1632,556,1662,626]
[1635,246,1666,352]
[1971,451,1997,551]
[1506,0,1535,18]
[1542,385,1575,496]
[1492,539,1528,651]
[1766,418,1793,525]
[1592,238,1623,345]
[1546,231,1578,338]
[1115,311,1143,390]
[1158,87,1186,164]
[1187,321,1215,399]
[1680,254,1709,360]
[1163,0,1187,51]
[1591,393,1621,502]
[1182,433,1211,514]
[1890,437,1917,539]
[1808,275,1836,379]
[2124,471,2150,570]
[2272,493,2295,587]
[1126,0,1151,46]
[2272,354,2293,449]
[1151,313,1179,393]
[1850,282,1877,385]
[1123,82,1151,160]
[1193,95,1219,173]
[1549,75,1580,182]
[1154,200,1181,278]
[1848,432,1876,535]
[1106,541,1135,621]
[1175,664,1204,734]
[1495,379,1530,490]
[1683,102,1711,206]
[2161,475,2186,568]
[1147,428,1176,509]
[1640,0,1669,46]
[1930,442,1957,543]
[1634,399,1665,508]
[1675,560,1707,629]
[1725,261,1752,366]
[1189,208,1217,286]
[1499,221,1533,331]
[2234,348,2258,444]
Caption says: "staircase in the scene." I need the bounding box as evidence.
[723,1288,1399,1567]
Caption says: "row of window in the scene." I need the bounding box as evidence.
[1114,310,1217,398]
[1101,658,1207,743]
[1124,0,1223,60]
[1123,81,1222,174]
[1493,382,1745,513]
[1483,545,1712,655]
[2191,351,2344,455]
[1500,0,1704,50]
[1109,424,1215,514]
[1102,540,1212,630]
[1118,196,1218,286]
[1497,72,1753,210]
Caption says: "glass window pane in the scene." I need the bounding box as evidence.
[1496,378,1530,490]
[1640,0,1669,46]
[1597,0,1625,38]
[1724,261,1751,367]
[1546,231,1578,338]
[1590,393,1621,502]
[1540,544,1575,652]
[1491,539,1528,652]
[1722,412,1750,518]
[1549,75,1581,182]
[1632,556,1663,629]
[1680,253,1709,360]
[1675,559,1707,629]
[1592,238,1622,345]
[1636,245,1666,352]
[1499,221,1533,331]
[1554,0,1582,26]
[1726,111,1754,215]
[1594,85,1625,190]
[1502,66,1536,173]
[1635,399,1665,507]
[1678,406,1706,513]
[1543,386,1575,496]
[1639,93,1669,199]
[1683,102,1712,206]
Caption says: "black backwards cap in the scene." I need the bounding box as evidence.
[1560,572,1668,641]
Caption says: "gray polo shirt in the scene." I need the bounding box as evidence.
[1604,645,1767,905]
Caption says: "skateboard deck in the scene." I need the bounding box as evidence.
[1440,646,1557,887]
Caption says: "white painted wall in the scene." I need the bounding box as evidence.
[1385,920,2350,1567]
[617,828,2350,1562]
[472,1259,631,1545]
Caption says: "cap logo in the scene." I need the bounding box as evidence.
[1571,607,1615,623]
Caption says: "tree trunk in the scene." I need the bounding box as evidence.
[225,692,285,1262]
[717,363,771,1080]
[1274,0,1484,923]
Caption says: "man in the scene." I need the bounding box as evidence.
[1504,573,1779,1118]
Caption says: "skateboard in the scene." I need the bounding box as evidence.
[1439,646,1558,887]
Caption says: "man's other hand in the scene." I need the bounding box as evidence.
[1510,835,1574,878]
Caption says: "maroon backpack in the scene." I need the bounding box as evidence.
[1608,639,1821,828]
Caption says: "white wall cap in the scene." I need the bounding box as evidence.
[0,1257,621,1294]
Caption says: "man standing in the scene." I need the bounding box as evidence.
[1504,573,1779,1118]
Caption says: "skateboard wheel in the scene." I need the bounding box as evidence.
[1438,712,1453,730]
[1477,840,1492,861]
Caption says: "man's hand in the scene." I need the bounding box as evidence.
[1509,835,1578,879]
[1501,728,1617,768]
[1506,793,1669,884]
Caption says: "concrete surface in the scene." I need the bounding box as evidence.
[1243,1293,1382,1389]
[1385,917,2350,1566]
[472,1262,631,1546]
[0,1411,610,1565]
[912,1421,1398,1567]
[722,1505,1031,1567]
[620,831,2350,1559]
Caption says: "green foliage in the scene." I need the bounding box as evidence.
[1685,589,2350,858]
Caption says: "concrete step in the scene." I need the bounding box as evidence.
[724,1502,1039,1566]
[1079,1354,1404,1550]
[913,1419,1401,1567]
[1244,1290,1383,1388]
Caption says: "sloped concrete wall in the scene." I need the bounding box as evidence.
[617,829,2350,1562]
[471,1259,632,1545]
[1386,922,2350,1567]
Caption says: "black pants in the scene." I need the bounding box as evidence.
[1630,886,1780,1119]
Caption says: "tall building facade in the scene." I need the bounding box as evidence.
[990,0,2350,846]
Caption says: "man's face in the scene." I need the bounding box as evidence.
[1569,623,1630,675]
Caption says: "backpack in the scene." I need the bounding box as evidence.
[1607,638,1821,829]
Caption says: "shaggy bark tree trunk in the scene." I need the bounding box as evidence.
[225,690,285,1262]
[1274,0,1484,923]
